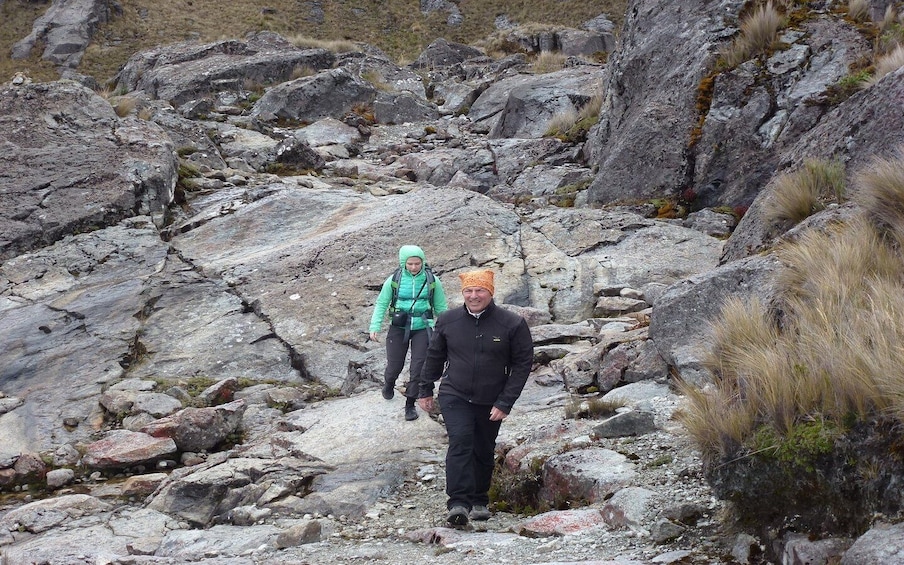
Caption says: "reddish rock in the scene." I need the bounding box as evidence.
[82,430,177,469]
[13,452,47,483]
[515,508,607,537]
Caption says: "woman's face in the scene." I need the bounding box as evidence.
[405,257,423,275]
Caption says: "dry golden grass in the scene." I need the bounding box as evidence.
[864,44,904,87]
[361,69,393,92]
[879,5,899,32]
[853,146,904,243]
[544,107,579,136]
[1,0,624,85]
[680,150,904,466]
[763,158,845,227]
[112,96,138,117]
[530,50,567,73]
[578,93,603,121]
[720,2,784,68]
[287,34,357,53]
[543,94,603,141]
[847,0,871,23]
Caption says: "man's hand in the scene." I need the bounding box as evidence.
[489,406,508,421]
[369,332,379,342]
[418,396,435,412]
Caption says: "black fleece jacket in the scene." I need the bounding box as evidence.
[418,300,534,413]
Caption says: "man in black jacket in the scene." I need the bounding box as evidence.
[418,269,534,526]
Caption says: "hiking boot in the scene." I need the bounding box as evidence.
[446,506,469,526]
[469,505,491,521]
[381,380,395,400]
[405,405,419,421]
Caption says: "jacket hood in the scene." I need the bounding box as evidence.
[398,245,427,267]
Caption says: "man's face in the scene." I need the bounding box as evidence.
[462,286,492,313]
[405,257,423,275]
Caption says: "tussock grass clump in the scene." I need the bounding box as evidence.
[678,148,904,533]
[719,2,784,68]
[721,2,784,68]
[847,0,871,23]
[681,217,904,461]
[564,395,625,420]
[288,34,357,53]
[531,51,567,74]
[361,69,393,92]
[863,44,904,87]
[544,94,603,142]
[853,146,904,244]
[112,96,138,118]
[763,158,846,227]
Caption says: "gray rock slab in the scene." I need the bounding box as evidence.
[281,392,447,466]
[156,524,281,559]
[169,183,527,390]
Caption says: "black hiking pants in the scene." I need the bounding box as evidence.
[384,325,429,399]
[438,393,502,511]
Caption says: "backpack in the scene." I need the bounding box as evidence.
[389,266,436,316]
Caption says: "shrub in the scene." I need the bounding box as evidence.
[719,2,784,68]
[488,456,546,514]
[763,158,845,228]
[863,44,904,87]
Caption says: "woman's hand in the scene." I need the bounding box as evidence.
[369,332,379,342]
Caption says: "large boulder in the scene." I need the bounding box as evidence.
[584,0,728,205]
[251,67,377,123]
[469,66,602,139]
[114,32,336,107]
[689,16,872,209]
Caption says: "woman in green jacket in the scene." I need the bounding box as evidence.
[369,245,448,421]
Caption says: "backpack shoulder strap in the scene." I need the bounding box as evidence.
[389,267,403,312]
[424,266,436,312]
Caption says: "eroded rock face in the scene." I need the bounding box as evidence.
[584,0,731,205]
[0,81,176,261]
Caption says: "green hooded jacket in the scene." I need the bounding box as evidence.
[369,245,448,333]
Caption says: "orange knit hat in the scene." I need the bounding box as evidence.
[459,270,495,295]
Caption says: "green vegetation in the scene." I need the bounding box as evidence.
[489,456,546,514]
[0,0,625,85]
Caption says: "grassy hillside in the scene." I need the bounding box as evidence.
[1,0,626,85]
